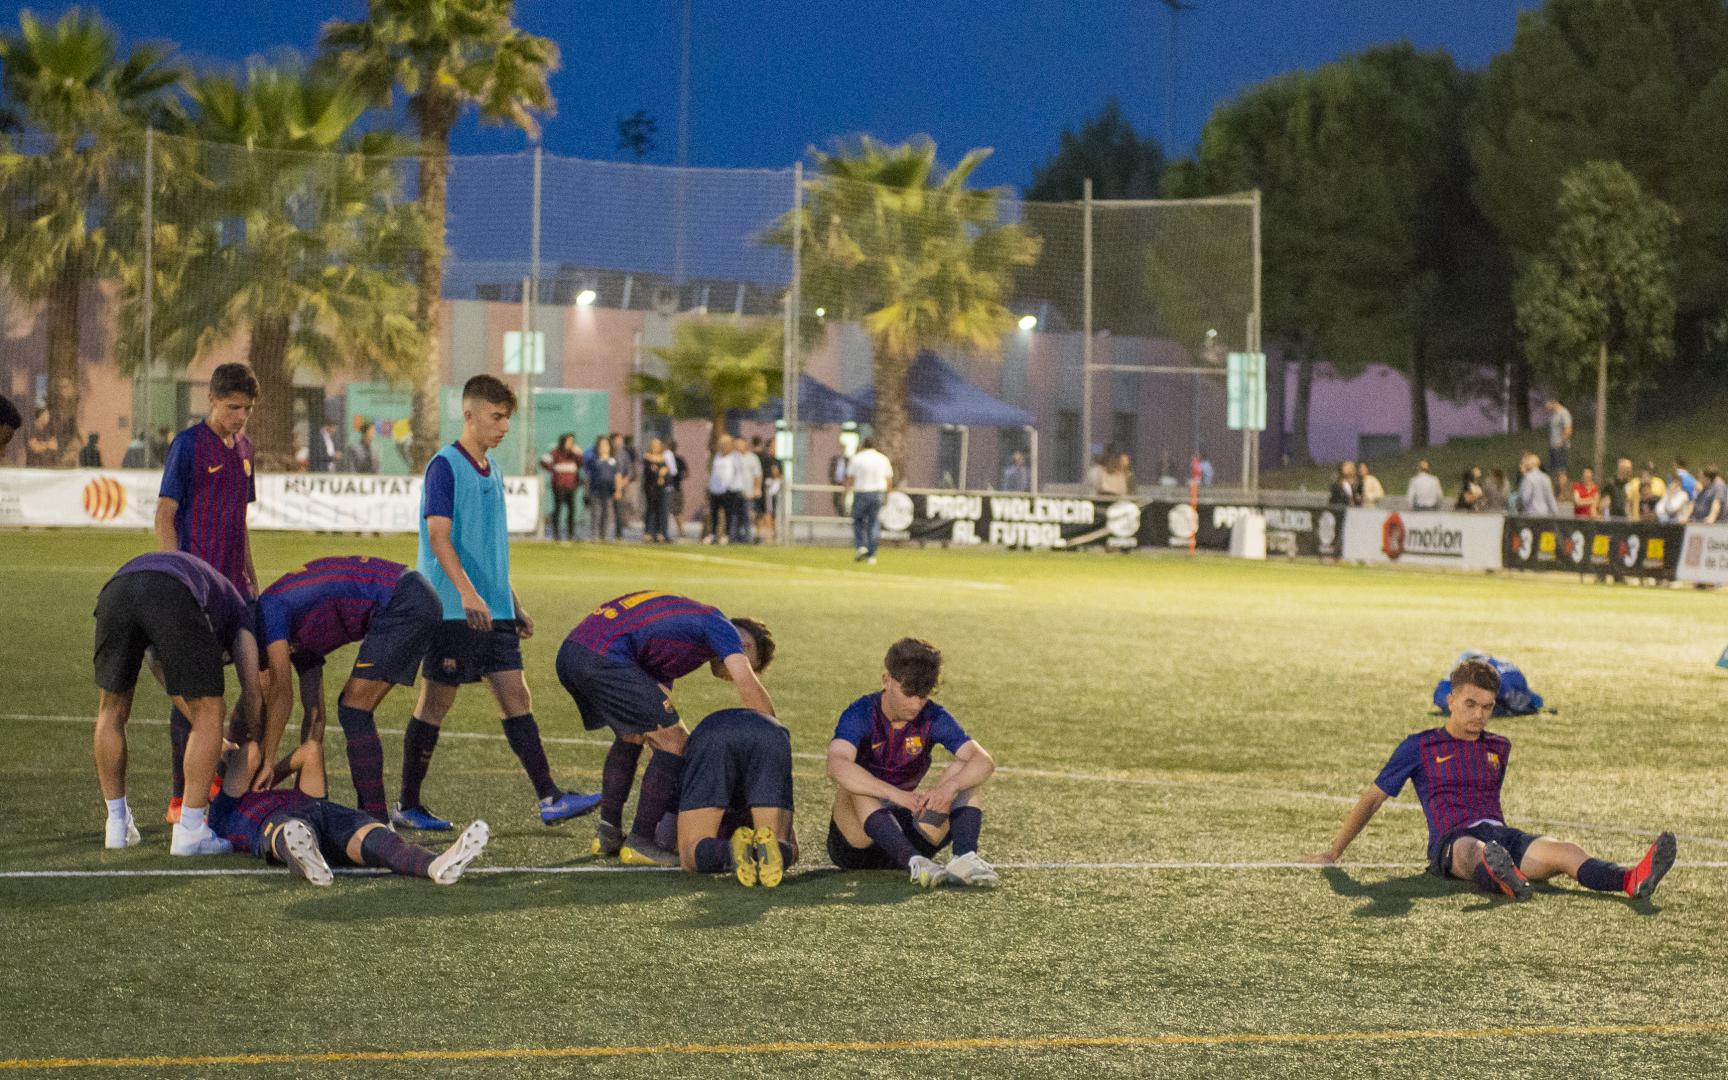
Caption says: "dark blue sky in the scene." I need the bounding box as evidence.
[6,0,1542,188]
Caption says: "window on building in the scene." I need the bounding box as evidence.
[1111,411,1138,461]
[1055,410,1081,483]
[937,426,963,489]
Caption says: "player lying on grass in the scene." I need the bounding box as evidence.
[256,556,442,821]
[209,738,488,887]
[826,638,997,888]
[93,551,262,856]
[1307,657,1676,902]
[674,708,799,888]
[554,591,775,866]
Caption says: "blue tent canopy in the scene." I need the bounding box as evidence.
[749,373,869,425]
[851,351,1034,428]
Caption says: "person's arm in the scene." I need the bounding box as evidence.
[1708,498,1723,525]
[511,587,533,640]
[296,661,327,744]
[826,738,925,811]
[427,516,490,630]
[924,740,995,814]
[260,640,298,766]
[1305,785,1389,864]
[722,652,774,716]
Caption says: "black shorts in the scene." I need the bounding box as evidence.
[555,639,679,735]
[422,619,524,686]
[267,799,377,865]
[1430,822,1542,878]
[826,809,947,871]
[678,709,793,814]
[93,571,226,699]
[348,571,440,686]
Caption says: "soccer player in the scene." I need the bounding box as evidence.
[210,738,487,886]
[1307,657,1677,902]
[92,550,261,856]
[826,638,998,888]
[154,362,259,824]
[675,708,799,888]
[255,556,442,820]
[554,591,775,865]
[393,374,600,831]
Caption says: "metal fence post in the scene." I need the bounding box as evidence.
[780,160,802,546]
[1250,187,1263,493]
[524,145,542,480]
[140,127,154,452]
[1081,177,1093,489]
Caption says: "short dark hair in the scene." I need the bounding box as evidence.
[0,394,19,431]
[861,437,876,451]
[1450,658,1501,696]
[209,363,259,400]
[1675,456,1688,470]
[731,618,775,673]
[463,374,517,412]
[1705,466,1721,482]
[885,638,942,697]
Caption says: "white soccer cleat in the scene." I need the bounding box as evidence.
[908,854,948,889]
[277,819,334,887]
[104,813,141,850]
[169,822,233,857]
[943,850,1000,887]
[429,820,491,885]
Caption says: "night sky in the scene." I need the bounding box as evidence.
[5,0,1543,188]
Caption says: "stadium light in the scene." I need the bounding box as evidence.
[814,306,826,318]
[1018,314,1038,331]
[576,288,597,307]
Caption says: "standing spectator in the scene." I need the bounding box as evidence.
[1407,460,1443,510]
[753,436,777,538]
[1554,469,1573,514]
[1328,461,1357,507]
[122,432,150,468]
[150,426,173,469]
[728,435,760,544]
[584,436,621,542]
[1091,454,1129,497]
[1687,466,1726,524]
[1636,461,1666,521]
[1545,398,1573,476]
[0,394,18,454]
[1604,458,1634,519]
[615,433,639,537]
[1001,450,1031,492]
[665,439,686,540]
[349,424,380,474]
[829,450,849,515]
[760,455,783,542]
[1454,466,1482,511]
[1197,450,1214,487]
[539,434,584,542]
[1357,461,1384,507]
[1571,467,1600,519]
[845,436,894,565]
[79,432,102,468]
[641,436,671,543]
[706,440,737,543]
[1480,468,1510,511]
[1517,452,1560,517]
[1671,458,1697,500]
[26,408,59,466]
[308,419,345,473]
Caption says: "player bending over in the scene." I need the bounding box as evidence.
[211,738,488,886]
[555,591,775,866]
[673,708,799,887]
[256,556,442,820]
[826,638,997,888]
[1308,657,1675,902]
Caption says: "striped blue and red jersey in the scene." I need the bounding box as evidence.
[160,422,256,596]
[1375,727,1513,857]
[257,556,408,663]
[110,551,251,650]
[209,788,317,856]
[565,591,744,685]
[833,693,971,792]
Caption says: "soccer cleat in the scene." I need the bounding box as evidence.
[429,820,491,885]
[539,789,603,826]
[943,850,1000,887]
[753,826,785,889]
[169,822,233,857]
[276,819,334,887]
[390,802,453,832]
[104,813,141,850]
[1626,832,1677,900]
[867,557,877,565]
[1478,841,1531,901]
[619,835,679,867]
[908,854,947,889]
[591,819,625,857]
[854,547,868,562]
[731,826,759,887]
[164,796,183,825]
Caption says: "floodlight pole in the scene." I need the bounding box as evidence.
[1250,187,1263,493]
[1081,177,1094,486]
[674,0,692,287]
[523,144,542,478]
[140,127,154,454]
[780,161,803,546]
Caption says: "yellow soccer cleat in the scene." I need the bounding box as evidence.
[619,836,678,867]
[591,820,624,858]
[730,826,758,887]
[753,826,784,888]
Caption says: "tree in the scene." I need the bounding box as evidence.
[770,136,1040,469]
[633,318,782,453]
[0,8,181,462]
[617,109,656,161]
[321,0,558,470]
[1515,162,1677,481]
[1025,99,1163,201]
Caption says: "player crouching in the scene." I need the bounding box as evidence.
[675,708,799,887]
[1308,657,1676,903]
[825,639,997,888]
[209,739,488,886]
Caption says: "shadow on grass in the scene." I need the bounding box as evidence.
[1531,880,1663,916]
[1321,866,1468,918]
[674,866,926,929]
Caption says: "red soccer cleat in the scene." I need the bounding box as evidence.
[164,796,183,825]
[1625,832,1677,900]
[1479,840,1531,901]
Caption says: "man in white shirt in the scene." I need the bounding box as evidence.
[845,437,894,565]
[727,436,760,544]
[1545,399,1573,476]
[706,445,737,544]
[1407,460,1443,511]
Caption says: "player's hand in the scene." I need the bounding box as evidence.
[925,783,958,815]
[894,789,928,814]
[248,761,274,793]
[1300,850,1337,866]
[459,588,492,631]
[516,608,534,640]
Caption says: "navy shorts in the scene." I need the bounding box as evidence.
[348,571,440,686]
[555,639,679,735]
[267,799,377,865]
[93,571,226,700]
[826,808,947,871]
[422,619,524,686]
[1431,822,1542,878]
[677,709,793,814]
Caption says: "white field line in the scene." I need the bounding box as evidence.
[7,713,1726,850]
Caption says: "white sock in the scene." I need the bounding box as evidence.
[178,805,207,832]
[105,797,129,821]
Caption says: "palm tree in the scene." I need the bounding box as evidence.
[634,319,783,454]
[770,136,1040,468]
[0,8,181,462]
[144,62,425,466]
[321,0,558,470]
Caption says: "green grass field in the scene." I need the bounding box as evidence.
[2,531,1725,1078]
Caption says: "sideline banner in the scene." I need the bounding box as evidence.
[1679,523,1728,585]
[1502,515,1682,580]
[1342,508,1504,570]
[0,469,541,534]
[881,491,1145,551]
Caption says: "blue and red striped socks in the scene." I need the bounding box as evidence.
[599,739,644,828]
[360,826,435,878]
[337,703,386,820]
[630,751,682,841]
[501,714,559,801]
[399,718,440,809]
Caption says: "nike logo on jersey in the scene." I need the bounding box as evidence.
[206,464,223,473]
[1435,754,1455,764]
[355,662,373,668]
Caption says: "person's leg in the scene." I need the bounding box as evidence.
[1447,833,1530,900]
[94,689,143,849]
[852,791,916,870]
[625,724,689,854]
[485,668,556,801]
[336,676,392,820]
[613,493,625,539]
[167,705,190,803]
[597,735,644,848]
[1521,833,1676,898]
[852,504,868,554]
[398,677,458,820]
[677,806,728,872]
[864,494,883,558]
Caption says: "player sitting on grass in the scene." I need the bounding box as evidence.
[256,556,442,821]
[1307,657,1676,902]
[210,738,488,887]
[674,708,799,888]
[825,638,997,888]
[554,591,775,867]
